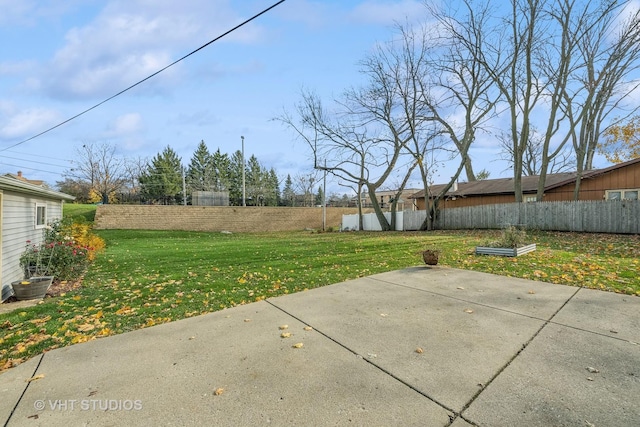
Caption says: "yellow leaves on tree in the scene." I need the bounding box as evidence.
[598,115,640,163]
[70,222,106,261]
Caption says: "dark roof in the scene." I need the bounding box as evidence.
[409,157,640,199]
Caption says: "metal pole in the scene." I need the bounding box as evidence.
[182,167,187,206]
[322,159,326,231]
[241,136,246,207]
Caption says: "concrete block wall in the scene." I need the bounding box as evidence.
[94,205,361,232]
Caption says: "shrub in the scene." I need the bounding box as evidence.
[20,218,105,281]
[482,226,528,248]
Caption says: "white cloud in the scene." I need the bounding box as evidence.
[0,108,61,139]
[0,0,86,26]
[39,0,270,100]
[106,112,145,136]
[0,60,36,76]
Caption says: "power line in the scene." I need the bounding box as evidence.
[0,0,287,153]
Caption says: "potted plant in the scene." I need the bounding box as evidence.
[15,240,55,300]
[11,277,53,300]
[475,226,536,257]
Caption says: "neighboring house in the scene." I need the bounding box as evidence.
[358,189,421,211]
[0,174,75,302]
[410,157,640,210]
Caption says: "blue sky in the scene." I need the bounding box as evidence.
[1,0,618,195]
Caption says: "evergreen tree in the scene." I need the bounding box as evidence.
[265,168,280,206]
[315,186,324,206]
[139,146,184,205]
[282,174,295,206]
[186,140,214,193]
[228,150,244,205]
[246,155,266,206]
[211,148,231,191]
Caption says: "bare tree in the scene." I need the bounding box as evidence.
[68,142,127,204]
[567,3,640,199]
[121,155,148,203]
[392,15,500,228]
[292,171,320,207]
[499,127,574,175]
[278,88,409,231]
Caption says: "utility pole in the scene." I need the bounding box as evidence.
[182,167,187,206]
[241,136,246,207]
[322,159,326,231]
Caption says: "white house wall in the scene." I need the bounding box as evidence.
[1,191,64,301]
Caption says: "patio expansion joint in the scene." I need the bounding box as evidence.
[3,353,46,427]
[368,276,593,425]
[265,299,459,420]
[369,276,574,325]
[373,277,639,346]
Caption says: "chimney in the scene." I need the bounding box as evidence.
[17,171,23,178]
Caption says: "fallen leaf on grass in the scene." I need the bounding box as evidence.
[77,324,95,332]
[26,374,45,382]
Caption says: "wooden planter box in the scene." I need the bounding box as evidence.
[475,243,536,257]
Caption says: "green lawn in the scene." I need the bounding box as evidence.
[63,203,97,222]
[1,224,638,372]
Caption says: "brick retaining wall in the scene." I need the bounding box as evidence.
[94,205,361,232]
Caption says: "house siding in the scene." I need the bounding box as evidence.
[1,190,64,301]
[413,160,640,209]
[546,161,640,201]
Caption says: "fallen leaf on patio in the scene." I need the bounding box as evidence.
[415,347,424,354]
[189,336,196,340]
[214,388,224,396]
[292,343,304,348]
[587,377,594,381]
[26,374,45,382]
[244,319,251,322]
[303,326,313,331]
[279,324,289,330]
[586,367,600,373]
[280,332,291,338]
[464,309,474,314]
[528,290,536,294]
[380,313,388,317]
[457,287,464,290]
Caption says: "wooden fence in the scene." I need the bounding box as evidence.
[346,201,640,234]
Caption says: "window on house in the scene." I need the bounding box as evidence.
[35,204,46,228]
[605,189,639,201]
[524,196,536,203]
[625,190,638,200]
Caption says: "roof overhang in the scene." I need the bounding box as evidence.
[0,176,75,201]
